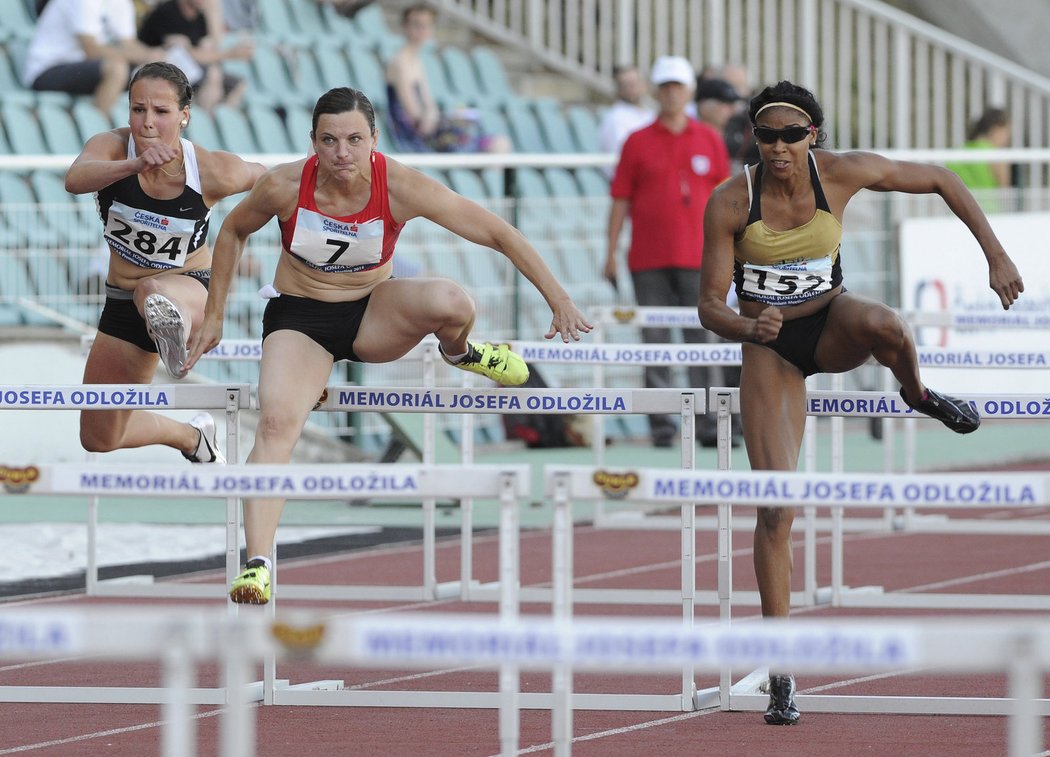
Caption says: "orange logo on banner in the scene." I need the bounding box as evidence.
[611,308,636,323]
[592,470,639,499]
[272,622,326,656]
[0,465,39,494]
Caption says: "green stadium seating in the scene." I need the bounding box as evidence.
[213,104,260,153]
[37,102,82,155]
[1,101,46,153]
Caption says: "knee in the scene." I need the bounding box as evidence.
[99,52,129,82]
[757,507,795,540]
[868,308,909,347]
[80,423,118,454]
[435,281,475,325]
[252,411,303,456]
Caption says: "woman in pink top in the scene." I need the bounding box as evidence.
[185,86,591,604]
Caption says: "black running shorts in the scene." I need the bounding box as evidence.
[96,272,209,352]
[262,293,372,362]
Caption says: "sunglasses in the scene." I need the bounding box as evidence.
[753,124,815,144]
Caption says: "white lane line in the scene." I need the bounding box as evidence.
[0,706,235,754]
[491,707,720,756]
[898,559,1050,593]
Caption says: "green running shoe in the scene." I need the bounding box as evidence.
[443,341,529,386]
[229,559,271,604]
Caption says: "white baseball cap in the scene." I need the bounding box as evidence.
[650,56,696,88]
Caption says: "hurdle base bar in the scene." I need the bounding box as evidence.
[729,693,1050,717]
[275,579,478,602]
[0,680,274,705]
[271,688,691,711]
[596,511,1050,537]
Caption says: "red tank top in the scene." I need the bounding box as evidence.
[278,151,403,273]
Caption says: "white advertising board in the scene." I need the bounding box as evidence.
[899,212,1050,393]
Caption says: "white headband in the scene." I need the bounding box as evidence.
[754,101,812,121]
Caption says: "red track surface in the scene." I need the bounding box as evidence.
[2,469,1048,756]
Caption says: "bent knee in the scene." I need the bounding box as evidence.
[80,426,120,454]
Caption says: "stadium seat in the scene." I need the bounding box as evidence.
[70,99,113,143]
[184,108,224,151]
[543,167,582,200]
[0,46,27,100]
[256,0,302,42]
[213,104,260,153]
[245,103,293,154]
[575,167,610,197]
[346,47,388,112]
[447,168,490,200]
[1,101,46,154]
[36,102,82,155]
[440,47,484,106]
[351,3,396,51]
[28,170,91,246]
[0,120,11,153]
[420,48,455,110]
[288,45,330,104]
[252,45,310,108]
[284,104,314,154]
[532,98,578,153]
[502,99,548,153]
[0,6,34,47]
[311,41,356,92]
[0,251,54,326]
[0,171,62,247]
[471,47,514,106]
[566,105,601,153]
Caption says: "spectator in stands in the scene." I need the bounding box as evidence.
[700,63,760,169]
[385,4,509,153]
[947,106,1012,211]
[137,0,253,112]
[699,80,1023,725]
[598,64,655,177]
[694,77,743,140]
[605,56,730,448]
[183,86,592,604]
[23,0,166,113]
[66,62,265,464]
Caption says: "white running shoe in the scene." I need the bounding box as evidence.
[183,413,226,464]
[144,293,189,379]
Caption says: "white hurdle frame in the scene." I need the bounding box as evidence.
[0,383,250,601]
[6,461,528,708]
[301,386,704,608]
[1,606,1047,757]
[543,465,1050,729]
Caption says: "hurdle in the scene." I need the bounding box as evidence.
[0,604,261,756]
[543,465,1050,731]
[2,607,1046,757]
[5,461,528,708]
[302,385,704,607]
[0,383,251,600]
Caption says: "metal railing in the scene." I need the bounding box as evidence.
[439,0,1050,183]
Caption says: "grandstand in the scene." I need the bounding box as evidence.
[1,0,1048,457]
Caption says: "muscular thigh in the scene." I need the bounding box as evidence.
[354,278,469,362]
[739,344,808,471]
[256,330,334,428]
[814,292,897,373]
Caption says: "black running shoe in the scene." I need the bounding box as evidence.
[764,673,801,725]
[899,387,980,434]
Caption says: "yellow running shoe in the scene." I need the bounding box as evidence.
[229,559,271,604]
[443,341,529,386]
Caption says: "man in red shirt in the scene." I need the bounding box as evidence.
[605,55,731,447]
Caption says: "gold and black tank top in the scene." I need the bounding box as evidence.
[733,152,843,306]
